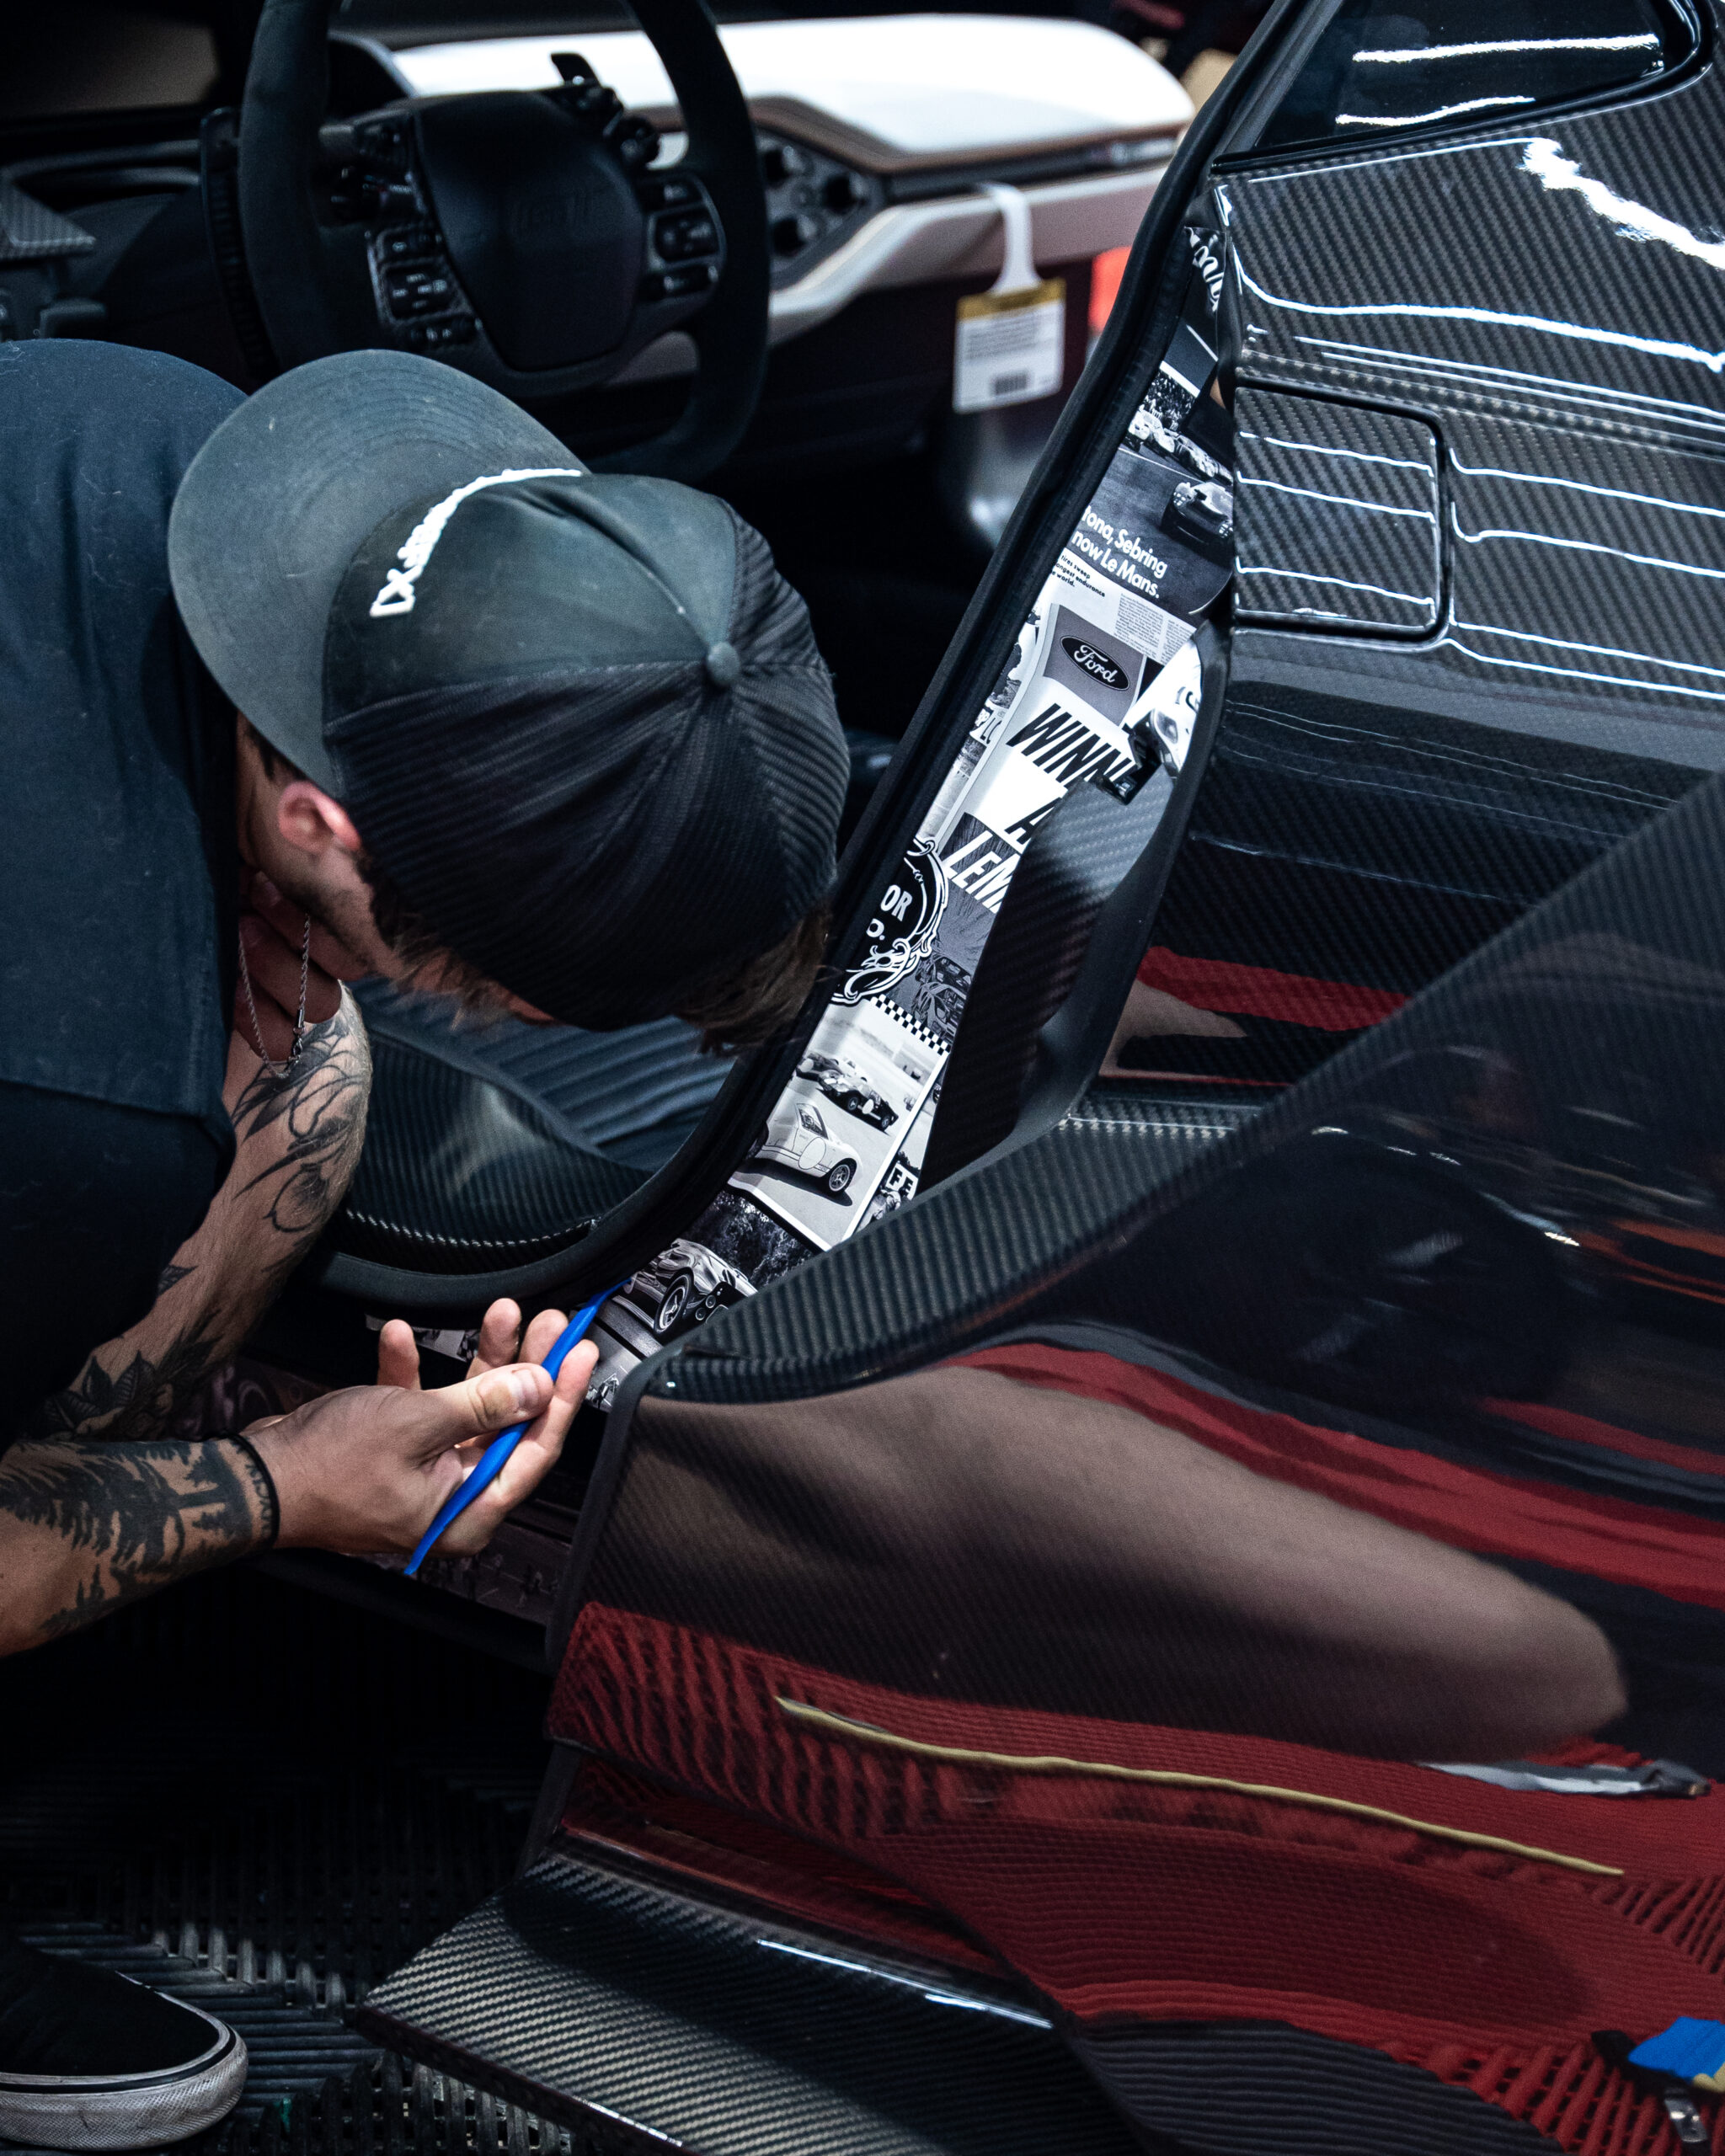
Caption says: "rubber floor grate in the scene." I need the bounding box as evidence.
[0,1566,613,2156]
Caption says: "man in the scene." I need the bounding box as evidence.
[0,336,847,2145]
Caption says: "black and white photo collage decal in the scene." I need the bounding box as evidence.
[583,222,1235,1399]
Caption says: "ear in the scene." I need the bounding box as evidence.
[275,780,366,862]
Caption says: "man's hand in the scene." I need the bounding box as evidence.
[250,1304,595,1558]
[237,871,371,1065]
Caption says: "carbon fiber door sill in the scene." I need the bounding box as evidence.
[357,1850,1140,2156]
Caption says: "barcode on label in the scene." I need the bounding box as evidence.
[953,279,1065,413]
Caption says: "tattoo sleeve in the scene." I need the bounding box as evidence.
[0,1435,274,1646]
[26,995,371,1444]
[227,995,371,1268]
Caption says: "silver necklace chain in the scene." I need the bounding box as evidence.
[238,914,312,1079]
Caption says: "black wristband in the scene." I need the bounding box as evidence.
[208,1428,280,1550]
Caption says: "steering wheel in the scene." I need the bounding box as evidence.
[238,0,771,479]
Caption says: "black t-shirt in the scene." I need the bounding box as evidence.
[0,342,246,1441]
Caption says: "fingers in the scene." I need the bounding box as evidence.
[238,910,343,1033]
[520,1305,569,1364]
[435,1341,596,1555]
[376,1319,421,1390]
[248,873,371,983]
[467,1299,523,1379]
[413,1363,553,1457]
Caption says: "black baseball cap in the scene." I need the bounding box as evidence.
[168,350,847,1029]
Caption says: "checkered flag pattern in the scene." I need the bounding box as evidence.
[868,995,950,1059]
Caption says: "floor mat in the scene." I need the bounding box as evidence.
[0,1567,608,2156]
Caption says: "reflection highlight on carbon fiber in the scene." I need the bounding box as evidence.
[1523,136,1725,272]
[1337,95,1535,126]
[1231,238,1725,377]
[756,1940,1053,2027]
[1350,35,1661,61]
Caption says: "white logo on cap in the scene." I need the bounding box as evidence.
[368,467,578,618]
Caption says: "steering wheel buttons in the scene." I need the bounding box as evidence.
[565,83,623,130]
[761,142,812,187]
[655,211,719,262]
[379,225,438,264]
[406,317,474,350]
[385,266,457,315]
[642,264,715,302]
[638,176,700,211]
[608,116,660,171]
[355,120,409,168]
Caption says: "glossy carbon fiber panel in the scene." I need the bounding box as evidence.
[1070,2024,1558,2156]
[1233,388,1440,633]
[650,769,1725,1419]
[1222,72,1725,451]
[921,768,1174,1188]
[358,1851,1140,2156]
[1218,64,1725,762]
[333,1029,645,1273]
[1124,689,1700,1088]
[664,1093,1252,1398]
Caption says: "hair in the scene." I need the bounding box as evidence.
[673,904,830,1054]
[353,845,503,1015]
[244,719,830,1049]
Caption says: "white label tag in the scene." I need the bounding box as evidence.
[953,280,1065,412]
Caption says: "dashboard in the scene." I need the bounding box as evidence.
[0,15,1190,538]
[336,14,1192,374]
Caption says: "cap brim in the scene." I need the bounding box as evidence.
[167,350,585,795]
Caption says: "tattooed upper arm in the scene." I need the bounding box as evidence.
[229,989,372,1278]
[0,1435,272,1650]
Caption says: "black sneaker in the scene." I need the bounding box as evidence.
[0,1938,247,2148]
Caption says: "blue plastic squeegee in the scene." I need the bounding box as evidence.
[403,1284,622,1578]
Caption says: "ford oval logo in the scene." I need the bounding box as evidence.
[1062,638,1127,689]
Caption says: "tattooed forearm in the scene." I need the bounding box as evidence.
[0,1435,272,1651]
[26,1315,226,1444]
[25,996,371,1444]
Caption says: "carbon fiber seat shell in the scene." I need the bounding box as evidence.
[325,985,735,1273]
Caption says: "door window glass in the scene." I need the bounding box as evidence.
[1251,0,1696,157]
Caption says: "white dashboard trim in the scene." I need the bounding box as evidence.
[607,162,1168,380]
[772,165,1167,336]
[390,15,1192,163]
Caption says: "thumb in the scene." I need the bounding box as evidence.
[405,1363,553,1459]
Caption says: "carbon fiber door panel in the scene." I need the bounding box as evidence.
[1234,388,1441,632]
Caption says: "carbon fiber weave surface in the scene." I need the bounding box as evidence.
[354,981,727,1161]
[651,766,1725,1406]
[921,769,1174,1188]
[0,176,95,261]
[1140,54,1725,1095]
[1233,388,1440,634]
[1220,61,1725,748]
[333,1027,647,1273]
[359,1852,1139,2156]
[660,1092,1250,1399]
